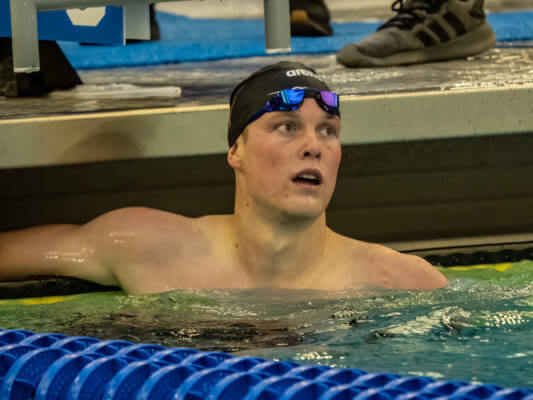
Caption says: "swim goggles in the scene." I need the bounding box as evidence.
[248,88,340,125]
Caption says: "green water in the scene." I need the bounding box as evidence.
[1,260,531,388]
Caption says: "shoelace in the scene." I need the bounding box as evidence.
[379,0,447,30]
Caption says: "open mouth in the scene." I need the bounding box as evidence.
[292,172,322,186]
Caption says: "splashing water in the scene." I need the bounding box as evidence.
[1,260,531,388]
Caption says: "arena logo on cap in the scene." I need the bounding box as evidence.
[286,69,319,79]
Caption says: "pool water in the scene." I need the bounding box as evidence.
[0,260,531,388]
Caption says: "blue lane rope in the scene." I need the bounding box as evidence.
[0,329,531,400]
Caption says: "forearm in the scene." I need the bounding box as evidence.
[0,225,79,281]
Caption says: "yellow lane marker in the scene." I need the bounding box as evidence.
[0,295,80,306]
[445,263,513,272]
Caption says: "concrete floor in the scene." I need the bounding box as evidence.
[1,48,531,119]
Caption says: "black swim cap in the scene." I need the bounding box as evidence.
[227,61,331,147]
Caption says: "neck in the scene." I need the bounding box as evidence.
[230,199,330,287]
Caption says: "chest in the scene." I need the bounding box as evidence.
[138,250,254,292]
[120,234,371,293]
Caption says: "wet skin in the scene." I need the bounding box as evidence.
[0,100,447,294]
[230,98,342,222]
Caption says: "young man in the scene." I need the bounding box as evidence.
[0,61,447,295]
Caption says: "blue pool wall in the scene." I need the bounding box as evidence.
[0,329,531,400]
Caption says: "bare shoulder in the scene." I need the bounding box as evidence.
[80,207,207,262]
[332,232,448,290]
[367,243,448,290]
[77,207,223,293]
[87,207,190,230]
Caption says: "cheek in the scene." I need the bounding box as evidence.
[334,145,342,164]
[252,141,289,172]
[327,144,342,175]
[247,143,289,190]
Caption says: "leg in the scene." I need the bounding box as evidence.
[150,4,160,41]
[125,4,160,44]
[9,0,39,73]
[264,0,291,53]
[124,2,151,42]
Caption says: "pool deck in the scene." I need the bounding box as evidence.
[0,1,532,245]
[1,50,532,167]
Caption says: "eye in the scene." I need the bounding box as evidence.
[275,121,297,135]
[319,124,338,138]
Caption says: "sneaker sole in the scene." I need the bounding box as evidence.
[291,10,333,37]
[337,21,496,67]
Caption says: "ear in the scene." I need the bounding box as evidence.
[227,140,243,171]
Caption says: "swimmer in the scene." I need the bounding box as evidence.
[0,61,447,295]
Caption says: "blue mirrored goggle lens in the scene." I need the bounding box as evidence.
[280,89,306,105]
[252,89,340,125]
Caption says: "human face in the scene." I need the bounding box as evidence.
[236,98,341,220]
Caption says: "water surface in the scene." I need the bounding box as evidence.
[1,260,531,388]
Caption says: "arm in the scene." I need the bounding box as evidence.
[0,223,119,287]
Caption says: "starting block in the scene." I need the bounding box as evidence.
[0,2,125,45]
[1,0,291,71]
[0,1,146,96]
[0,0,291,97]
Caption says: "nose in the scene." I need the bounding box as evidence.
[300,128,321,160]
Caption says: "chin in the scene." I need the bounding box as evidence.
[281,202,326,221]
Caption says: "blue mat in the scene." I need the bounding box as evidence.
[60,11,533,70]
